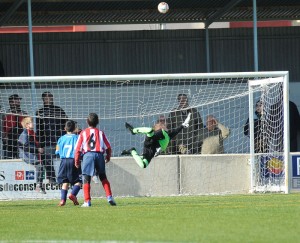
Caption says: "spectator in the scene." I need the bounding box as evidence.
[75,113,116,207]
[167,94,203,154]
[2,94,27,159]
[266,86,300,152]
[36,91,68,183]
[18,116,46,194]
[268,100,300,152]
[55,120,82,206]
[244,100,268,153]
[197,115,230,154]
[289,101,300,152]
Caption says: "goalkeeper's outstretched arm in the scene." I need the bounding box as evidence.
[168,113,191,139]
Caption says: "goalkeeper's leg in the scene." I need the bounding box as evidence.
[125,122,153,136]
[125,122,135,135]
[132,127,153,135]
[131,149,149,168]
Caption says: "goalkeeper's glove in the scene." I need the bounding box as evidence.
[154,147,162,157]
[182,113,191,128]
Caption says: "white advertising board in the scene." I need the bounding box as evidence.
[291,154,300,192]
[0,159,82,200]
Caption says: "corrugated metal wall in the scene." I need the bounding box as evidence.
[0,27,299,81]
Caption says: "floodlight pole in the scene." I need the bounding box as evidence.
[27,0,34,76]
[205,27,210,73]
[27,0,38,131]
[253,0,258,72]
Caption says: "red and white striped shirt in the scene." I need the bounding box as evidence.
[74,127,111,163]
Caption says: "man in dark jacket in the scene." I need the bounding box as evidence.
[166,94,203,154]
[36,91,68,183]
[267,95,300,153]
[288,101,300,152]
[244,100,268,153]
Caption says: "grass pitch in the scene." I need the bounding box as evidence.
[0,194,300,242]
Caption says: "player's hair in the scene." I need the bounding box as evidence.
[177,93,188,101]
[153,123,167,131]
[41,91,53,99]
[87,113,99,127]
[65,120,76,132]
[21,116,33,128]
[154,115,167,131]
[156,115,166,124]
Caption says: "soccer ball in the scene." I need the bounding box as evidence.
[158,2,169,14]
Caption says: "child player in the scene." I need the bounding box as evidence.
[121,113,191,168]
[55,120,82,206]
[18,116,46,194]
[74,113,116,207]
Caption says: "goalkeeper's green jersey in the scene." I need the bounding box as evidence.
[158,129,170,151]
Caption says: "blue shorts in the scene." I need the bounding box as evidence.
[81,152,106,177]
[57,158,82,185]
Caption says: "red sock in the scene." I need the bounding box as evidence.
[101,179,112,197]
[83,183,91,202]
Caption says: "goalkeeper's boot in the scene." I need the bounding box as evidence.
[107,195,117,206]
[58,200,66,206]
[121,147,136,156]
[125,122,135,135]
[69,194,79,205]
[81,201,91,207]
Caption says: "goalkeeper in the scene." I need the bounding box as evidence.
[121,113,191,168]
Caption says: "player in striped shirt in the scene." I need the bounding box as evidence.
[55,120,82,206]
[74,113,116,207]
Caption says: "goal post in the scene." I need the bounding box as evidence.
[248,73,290,193]
[0,71,290,199]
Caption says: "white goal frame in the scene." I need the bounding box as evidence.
[0,71,290,199]
[248,73,290,193]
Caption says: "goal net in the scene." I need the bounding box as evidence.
[0,72,289,200]
[248,76,289,193]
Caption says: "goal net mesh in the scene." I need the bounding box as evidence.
[0,73,288,199]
